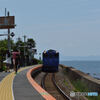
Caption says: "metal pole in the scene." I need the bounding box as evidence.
[23,35,26,66]
[5,8,6,16]
[7,11,11,54]
[23,35,26,56]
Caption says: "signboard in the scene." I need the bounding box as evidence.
[0,16,15,29]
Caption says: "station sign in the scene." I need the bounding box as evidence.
[0,16,15,29]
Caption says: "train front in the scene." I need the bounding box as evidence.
[42,49,59,73]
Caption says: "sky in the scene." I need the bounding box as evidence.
[0,0,100,60]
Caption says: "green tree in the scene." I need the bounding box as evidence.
[27,38,36,48]
[14,38,36,52]
[0,39,8,69]
[0,37,36,69]
[14,39,24,52]
[0,39,14,69]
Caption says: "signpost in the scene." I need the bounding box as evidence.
[0,16,15,29]
[0,8,16,55]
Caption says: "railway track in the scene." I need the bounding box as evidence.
[41,73,72,100]
[32,66,88,100]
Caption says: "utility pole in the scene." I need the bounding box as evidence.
[7,11,11,54]
[0,9,15,54]
[23,35,26,66]
[0,8,15,69]
[5,8,6,16]
[23,35,26,56]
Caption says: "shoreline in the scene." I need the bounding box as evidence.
[60,60,100,79]
[60,64,100,93]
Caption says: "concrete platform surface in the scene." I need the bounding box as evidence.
[0,71,9,82]
[13,68,44,100]
[0,66,44,100]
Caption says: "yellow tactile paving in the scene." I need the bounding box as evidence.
[0,66,32,100]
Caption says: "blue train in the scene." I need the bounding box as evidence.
[42,49,59,72]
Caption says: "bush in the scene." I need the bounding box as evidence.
[71,79,100,100]
[2,66,6,71]
[32,58,42,64]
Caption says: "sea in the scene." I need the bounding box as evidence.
[60,61,100,79]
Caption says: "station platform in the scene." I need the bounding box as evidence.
[0,65,56,100]
[13,67,44,100]
[0,71,9,82]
